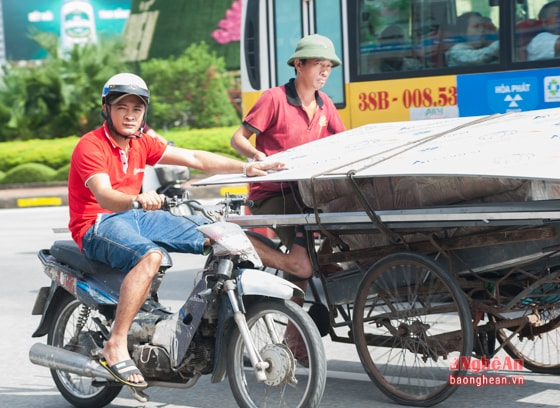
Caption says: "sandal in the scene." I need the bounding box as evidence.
[99,357,148,388]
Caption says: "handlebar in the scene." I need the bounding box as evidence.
[133,193,253,221]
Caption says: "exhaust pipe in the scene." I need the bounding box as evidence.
[29,342,115,382]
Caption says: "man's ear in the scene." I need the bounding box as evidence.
[101,104,109,120]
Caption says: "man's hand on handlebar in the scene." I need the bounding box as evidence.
[134,191,165,211]
[132,193,252,222]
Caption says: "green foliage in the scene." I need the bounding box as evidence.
[162,126,242,159]
[1,163,57,185]
[141,42,240,129]
[0,33,240,142]
[53,163,71,182]
[0,32,128,142]
[0,136,78,172]
[0,170,4,184]
[0,126,240,184]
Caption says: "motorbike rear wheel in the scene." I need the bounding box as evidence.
[227,298,327,408]
[47,295,122,408]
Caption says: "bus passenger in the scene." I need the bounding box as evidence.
[378,25,421,72]
[527,1,560,61]
[445,12,499,67]
[482,16,498,42]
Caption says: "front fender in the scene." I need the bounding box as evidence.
[237,269,304,299]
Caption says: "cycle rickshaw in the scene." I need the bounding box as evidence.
[197,109,560,406]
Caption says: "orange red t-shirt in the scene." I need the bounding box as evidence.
[243,79,346,201]
[68,123,167,249]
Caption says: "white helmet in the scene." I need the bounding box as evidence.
[101,73,150,106]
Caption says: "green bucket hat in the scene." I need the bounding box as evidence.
[287,34,342,67]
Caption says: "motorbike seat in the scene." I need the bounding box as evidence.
[50,240,173,276]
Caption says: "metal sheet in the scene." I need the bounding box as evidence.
[194,108,560,186]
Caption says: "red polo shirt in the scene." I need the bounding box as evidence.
[68,123,167,249]
[243,79,346,201]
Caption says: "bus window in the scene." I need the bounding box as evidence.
[444,12,499,67]
[517,0,560,62]
[357,0,458,73]
[515,17,544,62]
[358,0,418,74]
[315,0,344,105]
[357,0,503,74]
[274,0,303,87]
[411,0,456,69]
[378,25,422,72]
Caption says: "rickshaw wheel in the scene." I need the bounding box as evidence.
[495,307,560,374]
[352,252,473,407]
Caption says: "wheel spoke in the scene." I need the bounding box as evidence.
[497,308,560,374]
[353,253,473,406]
[48,298,121,407]
[227,299,326,408]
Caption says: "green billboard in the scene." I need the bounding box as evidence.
[2,0,131,60]
[2,0,241,70]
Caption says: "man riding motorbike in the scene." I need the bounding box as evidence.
[67,72,314,387]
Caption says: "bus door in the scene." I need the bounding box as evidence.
[241,0,346,118]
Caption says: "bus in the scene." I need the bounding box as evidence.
[240,0,560,129]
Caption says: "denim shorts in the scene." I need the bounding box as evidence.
[82,210,209,273]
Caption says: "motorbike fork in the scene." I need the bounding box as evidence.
[224,280,270,382]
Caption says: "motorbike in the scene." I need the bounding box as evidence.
[28,195,327,408]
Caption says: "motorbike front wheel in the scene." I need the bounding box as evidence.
[48,295,122,408]
[227,298,327,408]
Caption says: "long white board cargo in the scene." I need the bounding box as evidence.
[194,107,560,186]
